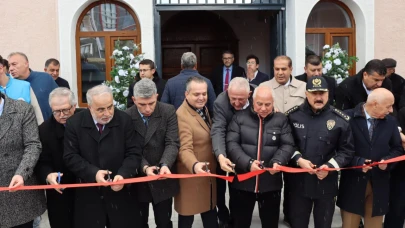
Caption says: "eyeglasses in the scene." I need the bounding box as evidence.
[52,106,73,116]
[246,61,257,65]
[222,57,234,60]
[139,69,151,73]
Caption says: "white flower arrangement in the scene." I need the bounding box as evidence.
[322,43,358,84]
[104,42,144,110]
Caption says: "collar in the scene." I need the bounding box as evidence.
[223,65,233,71]
[302,99,330,116]
[186,98,206,113]
[137,109,145,118]
[249,105,274,120]
[0,97,4,116]
[363,104,372,120]
[243,100,250,110]
[249,71,258,82]
[362,82,372,95]
[284,77,291,87]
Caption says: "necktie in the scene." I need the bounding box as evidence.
[142,116,149,127]
[368,118,375,140]
[96,123,104,134]
[224,68,230,91]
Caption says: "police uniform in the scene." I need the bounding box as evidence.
[286,76,355,228]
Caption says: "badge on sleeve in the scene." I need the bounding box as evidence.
[327,120,335,130]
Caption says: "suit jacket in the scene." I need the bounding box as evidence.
[0,94,46,227]
[295,73,336,105]
[55,77,71,89]
[175,100,217,216]
[211,65,246,96]
[125,102,180,204]
[337,103,404,217]
[248,70,270,86]
[126,74,166,108]
[335,70,393,110]
[261,76,306,113]
[63,109,143,228]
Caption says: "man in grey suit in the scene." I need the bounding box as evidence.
[125,78,180,228]
[0,92,46,228]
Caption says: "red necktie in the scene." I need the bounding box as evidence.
[96,123,103,134]
[224,68,230,91]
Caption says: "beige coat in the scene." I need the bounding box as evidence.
[261,76,306,113]
[175,100,217,216]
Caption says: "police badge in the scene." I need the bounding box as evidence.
[327,119,335,130]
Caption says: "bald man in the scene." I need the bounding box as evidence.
[337,88,403,228]
[226,85,295,227]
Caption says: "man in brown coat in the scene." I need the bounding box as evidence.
[175,76,218,228]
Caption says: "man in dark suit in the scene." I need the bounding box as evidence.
[337,88,403,227]
[63,84,143,228]
[245,54,271,86]
[44,58,70,89]
[125,78,179,228]
[382,58,405,113]
[211,77,252,228]
[126,59,166,108]
[295,55,336,105]
[211,50,246,96]
[35,87,78,228]
[335,59,392,110]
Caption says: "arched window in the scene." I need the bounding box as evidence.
[76,1,140,106]
[305,0,355,74]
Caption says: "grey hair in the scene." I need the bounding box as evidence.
[253,84,274,100]
[186,76,207,92]
[228,77,250,93]
[49,87,76,106]
[86,84,113,105]
[133,78,157,98]
[181,52,197,69]
[8,52,29,62]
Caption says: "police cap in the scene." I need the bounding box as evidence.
[306,76,329,92]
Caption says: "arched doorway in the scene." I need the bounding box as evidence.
[305,0,356,74]
[161,11,239,80]
[75,1,141,106]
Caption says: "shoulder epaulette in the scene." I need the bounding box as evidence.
[332,108,350,121]
[284,106,299,116]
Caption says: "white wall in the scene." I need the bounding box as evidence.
[57,0,155,104]
[286,0,374,76]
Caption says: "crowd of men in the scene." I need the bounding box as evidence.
[1,50,405,228]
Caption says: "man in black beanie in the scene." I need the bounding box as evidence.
[382,58,405,112]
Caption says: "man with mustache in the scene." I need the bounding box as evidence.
[260,55,306,113]
[337,88,403,228]
[286,76,355,228]
[335,59,392,110]
[63,85,143,228]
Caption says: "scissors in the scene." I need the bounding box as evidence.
[106,169,112,182]
[258,161,265,169]
[204,162,210,173]
[364,160,374,165]
[153,167,160,175]
[57,172,61,184]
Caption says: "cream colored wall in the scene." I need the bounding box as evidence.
[0,0,59,71]
[375,0,405,76]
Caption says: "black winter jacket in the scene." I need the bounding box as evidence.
[226,108,295,193]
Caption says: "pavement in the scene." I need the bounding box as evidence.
[39,186,344,228]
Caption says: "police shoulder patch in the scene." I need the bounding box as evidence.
[332,108,350,121]
[285,106,299,116]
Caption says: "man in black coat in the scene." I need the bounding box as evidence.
[335,59,392,110]
[127,59,166,108]
[63,84,143,228]
[295,54,336,105]
[125,78,179,228]
[226,85,295,227]
[210,50,246,96]
[245,54,271,86]
[337,88,403,227]
[35,88,79,228]
[382,58,405,112]
[286,76,355,228]
[211,77,252,228]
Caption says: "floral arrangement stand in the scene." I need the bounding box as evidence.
[104,42,144,110]
[322,43,358,84]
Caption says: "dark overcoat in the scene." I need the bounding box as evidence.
[337,103,404,216]
[125,102,180,204]
[63,109,143,228]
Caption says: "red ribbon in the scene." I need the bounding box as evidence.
[3,155,405,192]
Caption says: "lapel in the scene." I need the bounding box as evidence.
[128,106,147,139]
[352,103,372,144]
[0,96,14,141]
[184,100,211,134]
[80,109,119,142]
[144,104,162,145]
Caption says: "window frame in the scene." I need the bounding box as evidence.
[75,0,141,107]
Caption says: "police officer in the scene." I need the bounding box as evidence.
[285,76,355,228]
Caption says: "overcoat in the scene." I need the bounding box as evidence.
[125,102,180,204]
[63,109,143,228]
[337,103,404,216]
[0,94,46,228]
[175,100,217,216]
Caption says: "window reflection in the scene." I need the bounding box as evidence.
[80,4,136,32]
[306,2,352,28]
